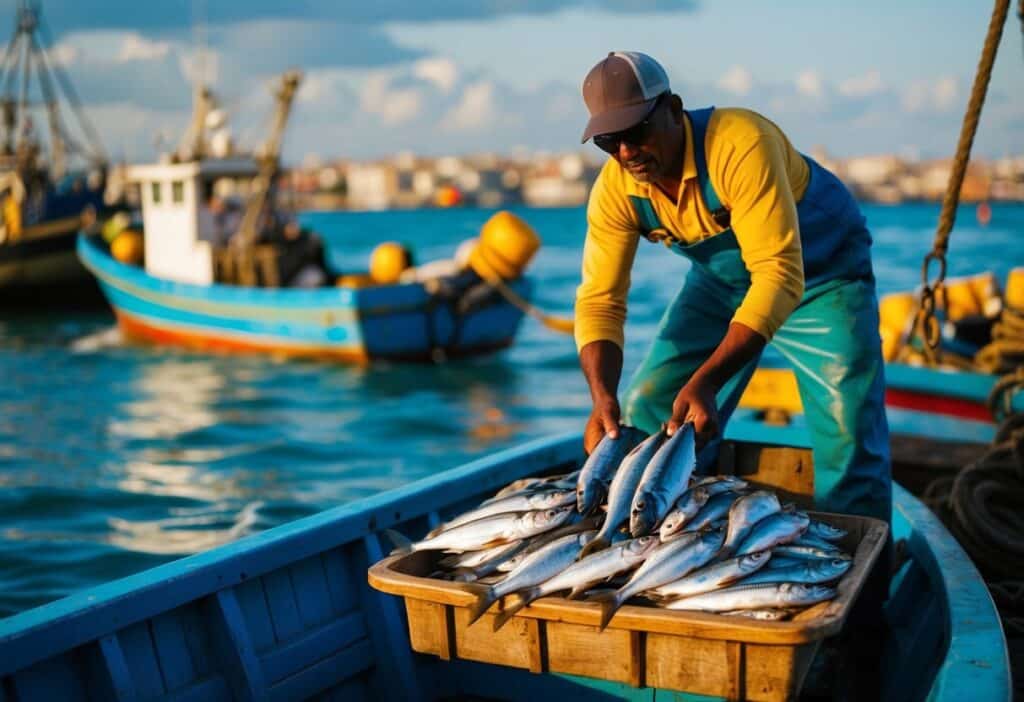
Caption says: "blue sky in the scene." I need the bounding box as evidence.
[6,0,1021,164]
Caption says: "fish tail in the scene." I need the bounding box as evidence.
[464,584,498,626]
[492,587,539,631]
[589,590,622,631]
[577,536,608,560]
[384,528,414,555]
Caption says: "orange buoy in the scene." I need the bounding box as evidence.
[110,230,144,265]
[435,185,463,208]
[976,201,992,226]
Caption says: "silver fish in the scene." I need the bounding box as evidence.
[388,506,575,554]
[630,424,697,537]
[665,582,836,612]
[465,530,596,625]
[659,486,710,540]
[795,532,845,551]
[492,535,661,630]
[576,426,646,514]
[737,558,852,586]
[496,515,603,573]
[594,527,725,629]
[578,430,665,559]
[429,489,576,537]
[489,470,581,501]
[647,551,772,600]
[734,512,810,556]
[773,544,849,561]
[683,491,743,533]
[806,519,847,542]
[692,475,749,495]
[721,491,782,555]
[439,540,524,570]
[720,609,791,621]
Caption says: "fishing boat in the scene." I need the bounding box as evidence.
[78,72,535,363]
[0,1,111,297]
[0,424,1009,701]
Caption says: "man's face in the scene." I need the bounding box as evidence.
[593,95,683,184]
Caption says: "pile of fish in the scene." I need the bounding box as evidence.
[387,425,854,631]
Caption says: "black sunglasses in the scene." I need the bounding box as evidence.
[592,94,667,155]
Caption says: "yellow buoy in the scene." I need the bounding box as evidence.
[1006,268,1024,311]
[369,242,413,285]
[335,273,375,289]
[110,230,144,265]
[878,292,916,361]
[468,210,540,282]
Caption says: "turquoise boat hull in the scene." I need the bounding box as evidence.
[0,424,1009,701]
[77,233,529,362]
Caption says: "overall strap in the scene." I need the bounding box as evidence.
[686,107,731,229]
[628,194,669,242]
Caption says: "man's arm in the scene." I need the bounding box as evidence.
[580,340,624,453]
[667,322,765,446]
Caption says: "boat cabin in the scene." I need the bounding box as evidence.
[126,158,258,285]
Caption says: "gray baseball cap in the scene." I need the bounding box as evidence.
[581,51,671,143]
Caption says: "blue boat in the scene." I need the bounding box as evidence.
[0,424,1010,701]
[78,233,530,363]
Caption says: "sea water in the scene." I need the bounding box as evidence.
[0,202,1020,616]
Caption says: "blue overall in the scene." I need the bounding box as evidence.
[623,107,892,522]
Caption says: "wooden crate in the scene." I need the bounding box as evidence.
[368,511,888,702]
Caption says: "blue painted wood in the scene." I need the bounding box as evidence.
[289,558,334,630]
[234,578,277,654]
[149,611,198,693]
[178,604,214,679]
[311,676,369,702]
[9,656,90,702]
[259,612,367,684]
[164,676,230,702]
[119,621,167,699]
[97,635,138,702]
[262,570,304,644]
[319,549,356,617]
[205,590,267,702]
[267,640,374,702]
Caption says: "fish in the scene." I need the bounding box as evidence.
[806,519,847,542]
[692,475,749,493]
[794,532,845,551]
[577,430,665,559]
[720,609,791,621]
[489,470,581,501]
[721,491,782,556]
[664,582,836,612]
[427,488,576,538]
[658,486,710,540]
[491,535,661,630]
[438,540,525,571]
[495,515,603,573]
[646,551,772,600]
[386,506,575,554]
[630,424,697,537]
[465,531,595,625]
[680,491,743,534]
[736,558,852,586]
[593,527,725,629]
[734,512,810,556]
[576,426,646,514]
[773,544,849,561]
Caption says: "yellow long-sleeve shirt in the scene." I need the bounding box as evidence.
[575,107,810,352]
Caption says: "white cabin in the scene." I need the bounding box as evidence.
[126,158,258,284]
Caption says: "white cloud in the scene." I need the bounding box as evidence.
[901,76,959,113]
[360,74,423,126]
[795,70,822,98]
[413,57,458,94]
[444,81,497,130]
[838,70,883,97]
[718,66,752,96]
[118,34,172,62]
[933,76,958,110]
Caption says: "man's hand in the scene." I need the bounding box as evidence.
[584,397,621,454]
[668,377,720,448]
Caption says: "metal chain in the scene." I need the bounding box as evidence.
[913,0,1011,364]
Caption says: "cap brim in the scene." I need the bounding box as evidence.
[580,97,659,144]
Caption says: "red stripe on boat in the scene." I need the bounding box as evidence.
[885,388,992,422]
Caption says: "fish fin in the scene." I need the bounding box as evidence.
[576,536,608,560]
[567,584,591,599]
[384,528,414,555]
[492,587,540,631]
[589,590,622,631]
[463,583,497,627]
[450,568,478,583]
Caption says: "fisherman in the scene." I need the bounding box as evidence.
[575,51,891,523]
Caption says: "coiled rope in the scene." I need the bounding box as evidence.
[911,0,1011,364]
[923,371,1024,636]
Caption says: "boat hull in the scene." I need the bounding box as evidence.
[78,234,528,363]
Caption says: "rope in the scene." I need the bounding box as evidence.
[472,243,575,336]
[974,306,1024,374]
[911,0,1011,363]
[923,371,1024,639]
